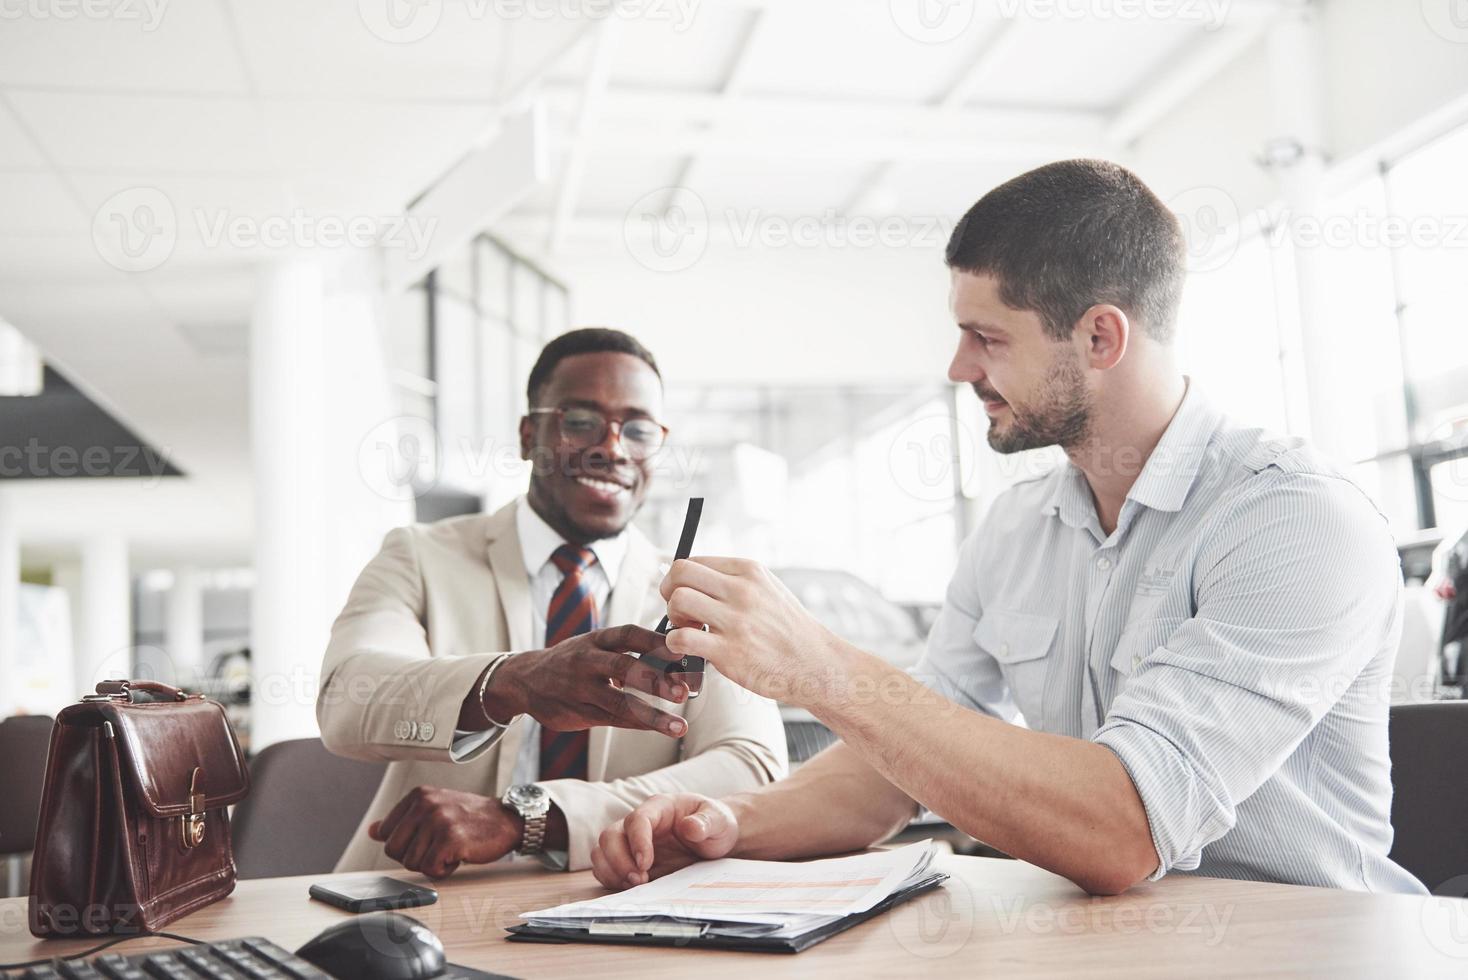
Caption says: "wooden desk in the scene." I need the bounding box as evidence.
[3,856,1467,978]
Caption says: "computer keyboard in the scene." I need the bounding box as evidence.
[7,937,332,980]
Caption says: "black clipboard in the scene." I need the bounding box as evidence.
[504,873,949,954]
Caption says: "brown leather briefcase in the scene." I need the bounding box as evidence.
[28,679,251,937]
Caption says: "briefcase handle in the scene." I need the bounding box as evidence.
[84,679,202,703]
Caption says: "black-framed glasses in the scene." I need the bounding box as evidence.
[528,407,669,460]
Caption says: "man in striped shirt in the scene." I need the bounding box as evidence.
[589,159,1424,895]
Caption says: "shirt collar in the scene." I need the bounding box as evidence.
[515,496,628,587]
[1123,377,1222,514]
[1038,376,1221,523]
[1038,460,1096,530]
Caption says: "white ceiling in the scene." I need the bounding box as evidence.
[0,0,1288,564]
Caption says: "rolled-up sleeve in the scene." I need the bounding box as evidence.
[1093,470,1402,879]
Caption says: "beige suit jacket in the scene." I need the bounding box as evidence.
[318,499,788,872]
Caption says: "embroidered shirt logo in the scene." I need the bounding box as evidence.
[1137,566,1177,597]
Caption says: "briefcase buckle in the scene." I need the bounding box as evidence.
[180,767,207,849]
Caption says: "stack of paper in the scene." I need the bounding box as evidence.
[520,840,944,941]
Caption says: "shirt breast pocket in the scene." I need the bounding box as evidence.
[973,610,1059,723]
[1111,617,1186,678]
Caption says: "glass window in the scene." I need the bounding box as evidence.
[1347,453,1421,537]
[1307,175,1409,464]
[544,283,571,335]
[1176,232,1292,434]
[433,293,479,484]
[1430,453,1468,535]
[1386,124,1468,313]
[1385,120,1468,529]
[512,263,543,341]
[477,237,511,319]
[434,244,474,303]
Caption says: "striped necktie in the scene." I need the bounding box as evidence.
[538,543,600,781]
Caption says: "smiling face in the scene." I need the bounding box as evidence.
[520,351,664,544]
[947,270,1093,453]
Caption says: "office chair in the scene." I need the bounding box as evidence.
[231,738,386,879]
[0,714,54,898]
[1388,701,1468,894]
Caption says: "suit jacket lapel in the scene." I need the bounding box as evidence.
[588,526,662,781]
[485,501,533,794]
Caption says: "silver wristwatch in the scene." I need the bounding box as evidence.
[502,784,551,855]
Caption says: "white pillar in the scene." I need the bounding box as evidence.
[0,491,19,717]
[1265,9,1342,460]
[165,566,205,685]
[77,533,130,694]
[250,260,328,749]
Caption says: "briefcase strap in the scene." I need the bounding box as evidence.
[85,679,203,704]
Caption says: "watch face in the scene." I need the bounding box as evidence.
[507,784,546,808]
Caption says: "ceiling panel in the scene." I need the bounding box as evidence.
[0,103,49,169]
[880,157,1059,219]
[7,91,278,173]
[594,7,751,91]
[231,0,586,101]
[0,1,247,93]
[738,4,992,102]
[572,154,688,214]
[960,17,1198,110]
[676,156,873,215]
[143,265,257,328]
[264,101,499,185]
[0,234,103,282]
[0,171,87,234]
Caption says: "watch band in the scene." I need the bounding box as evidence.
[519,810,548,855]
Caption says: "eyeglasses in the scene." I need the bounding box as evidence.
[528,407,669,460]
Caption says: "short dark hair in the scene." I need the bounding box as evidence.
[526,327,662,405]
[945,159,1185,344]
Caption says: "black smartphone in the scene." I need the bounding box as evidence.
[308,876,439,914]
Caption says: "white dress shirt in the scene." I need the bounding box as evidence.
[451,496,629,767]
[446,498,631,868]
[912,379,1425,893]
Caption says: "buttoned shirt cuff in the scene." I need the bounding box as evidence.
[449,726,508,763]
[1093,720,1229,880]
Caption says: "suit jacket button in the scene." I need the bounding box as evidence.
[394,720,410,740]
[407,721,419,740]
[418,721,435,742]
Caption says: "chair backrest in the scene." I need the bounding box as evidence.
[0,715,55,857]
[231,738,385,880]
[1388,701,1468,894]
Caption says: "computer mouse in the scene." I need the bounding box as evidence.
[295,911,447,980]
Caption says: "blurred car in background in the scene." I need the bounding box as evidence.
[770,568,928,765]
[770,567,979,849]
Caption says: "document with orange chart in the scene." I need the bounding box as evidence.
[522,840,938,928]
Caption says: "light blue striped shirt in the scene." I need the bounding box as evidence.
[913,380,1425,893]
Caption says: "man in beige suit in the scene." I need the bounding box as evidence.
[318,328,787,878]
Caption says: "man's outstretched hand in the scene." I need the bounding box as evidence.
[459,624,691,736]
[591,793,740,890]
